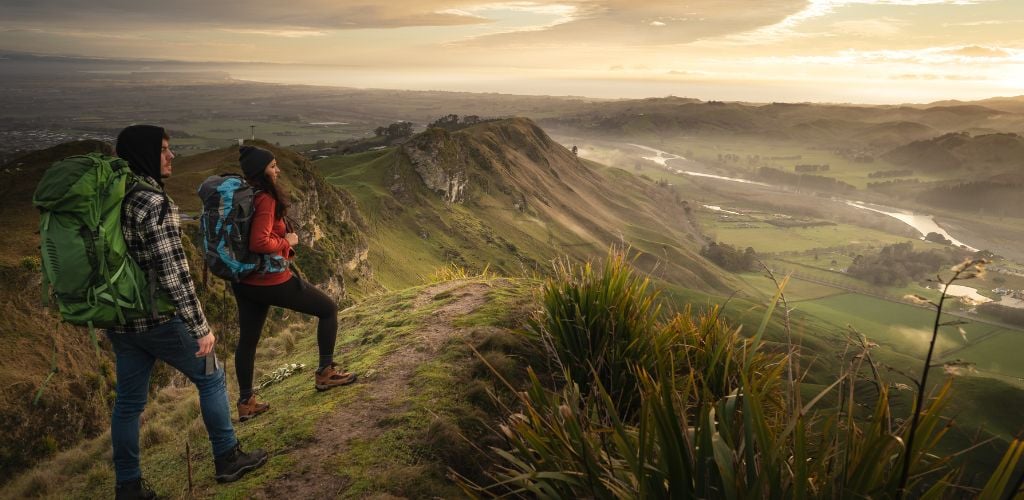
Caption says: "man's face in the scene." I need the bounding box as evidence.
[160,138,174,178]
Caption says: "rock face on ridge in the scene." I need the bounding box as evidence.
[401,127,470,203]
[398,117,598,208]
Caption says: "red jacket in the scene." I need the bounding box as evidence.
[240,192,294,286]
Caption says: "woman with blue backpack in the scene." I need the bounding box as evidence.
[230,145,357,422]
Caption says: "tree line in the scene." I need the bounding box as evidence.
[700,242,757,272]
[846,241,965,286]
[756,167,856,193]
[916,180,1024,218]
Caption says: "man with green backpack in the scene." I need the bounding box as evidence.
[34,125,267,498]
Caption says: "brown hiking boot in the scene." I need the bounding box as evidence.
[237,394,270,422]
[315,362,357,391]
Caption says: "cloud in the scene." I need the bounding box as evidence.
[221,29,327,38]
[1,1,493,30]
[728,0,1002,44]
[761,45,1023,65]
[458,0,808,47]
[892,73,983,80]
[829,18,907,37]
[942,19,1024,27]
[945,45,1010,57]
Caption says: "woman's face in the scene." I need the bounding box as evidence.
[264,159,280,182]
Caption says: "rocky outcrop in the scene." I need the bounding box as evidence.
[401,128,469,203]
[267,143,373,299]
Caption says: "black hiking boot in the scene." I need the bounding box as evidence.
[115,477,157,500]
[214,443,268,483]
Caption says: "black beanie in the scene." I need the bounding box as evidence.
[239,146,274,179]
[117,124,165,186]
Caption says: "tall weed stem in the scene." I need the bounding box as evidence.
[897,258,985,498]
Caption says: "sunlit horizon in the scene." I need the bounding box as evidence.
[2,0,1022,105]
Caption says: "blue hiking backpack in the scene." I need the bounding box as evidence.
[197,174,264,281]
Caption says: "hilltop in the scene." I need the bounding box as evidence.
[320,117,739,295]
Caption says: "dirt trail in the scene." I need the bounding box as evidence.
[254,280,491,498]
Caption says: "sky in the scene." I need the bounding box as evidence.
[1,0,1022,103]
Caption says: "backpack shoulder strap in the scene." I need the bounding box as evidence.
[126,178,171,226]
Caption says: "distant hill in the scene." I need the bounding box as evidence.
[541,97,1023,149]
[924,95,1024,114]
[883,131,1024,173]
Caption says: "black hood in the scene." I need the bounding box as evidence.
[116,125,165,187]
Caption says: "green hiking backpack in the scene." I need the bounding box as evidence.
[32,153,176,335]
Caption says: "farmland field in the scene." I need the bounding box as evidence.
[703,218,913,253]
[795,292,1023,387]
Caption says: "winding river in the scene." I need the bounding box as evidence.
[628,143,978,251]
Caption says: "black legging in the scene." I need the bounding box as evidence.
[231,275,338,401]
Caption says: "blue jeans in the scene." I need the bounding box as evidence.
[107,317,237,483]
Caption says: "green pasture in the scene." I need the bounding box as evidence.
[795,292,1023,385]
[318,149,391,178]
[701,215,913,253]
[737,273,846,302]
[941,329,1024,382]
[166,119,369,153]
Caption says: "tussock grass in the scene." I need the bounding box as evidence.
[462,249,1024,498]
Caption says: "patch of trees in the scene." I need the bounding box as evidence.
[924,232,952,245]
[868,169,914,178]
[701,242,757,272]
[846,241,962,286]
[756,167,856,193]
[794,164,830,172]
[427,114,493,131]
[867,178,920,190]
[373,121,414,139]
[835,148,875,163]
[916,181,1024,218]
[977,303,1024,328]
[765,220,835,228]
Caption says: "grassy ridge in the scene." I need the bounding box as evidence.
[314,120,742,295]
[0,276,540,498]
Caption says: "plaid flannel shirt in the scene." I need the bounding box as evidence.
[106,177,210,338]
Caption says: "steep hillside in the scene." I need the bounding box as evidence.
[319,117,741,295]
[0,141,123,481]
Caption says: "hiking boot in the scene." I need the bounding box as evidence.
[237,394,270,422]
[214,443,268,483]
[115,477,157,500]
[315,362,357,391]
